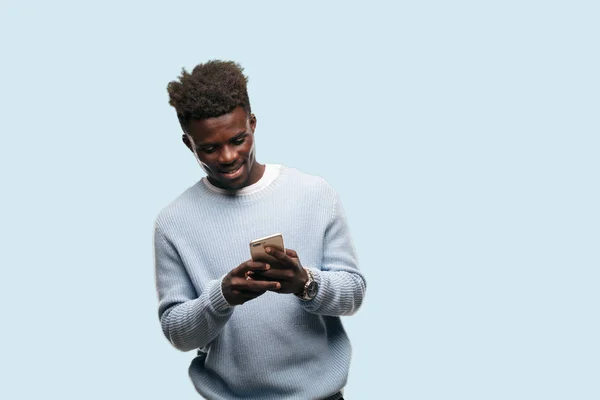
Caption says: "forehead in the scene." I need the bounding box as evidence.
[187,107,249,144]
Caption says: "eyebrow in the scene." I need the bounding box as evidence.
[196,131,247,147]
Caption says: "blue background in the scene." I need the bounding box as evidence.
[1,1,598,399]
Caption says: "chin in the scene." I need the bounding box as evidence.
[217,174,250,191]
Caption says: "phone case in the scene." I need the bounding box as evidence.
[249,233,285,261]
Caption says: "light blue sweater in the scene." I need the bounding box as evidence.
[154,165,366,399]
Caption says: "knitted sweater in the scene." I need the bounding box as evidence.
[154,165,366,399]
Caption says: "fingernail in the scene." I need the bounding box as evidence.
[265,264,270,269]
[265,247,271,254]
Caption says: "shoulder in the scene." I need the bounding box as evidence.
[278,165,340,218]
[280,165,338,198]
[154,181,205,231]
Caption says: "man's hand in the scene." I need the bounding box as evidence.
[222,261,281,306]
[251,248,309,294]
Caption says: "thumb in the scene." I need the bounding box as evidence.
[285,248,298,258]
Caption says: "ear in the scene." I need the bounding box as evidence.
[182,134,193,152]
[249,113,257,133]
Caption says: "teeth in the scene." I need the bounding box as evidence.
[223,166,241,174]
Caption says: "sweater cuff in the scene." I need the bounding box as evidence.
[208,276,235,314]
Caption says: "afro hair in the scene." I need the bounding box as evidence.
[167,60,251,130]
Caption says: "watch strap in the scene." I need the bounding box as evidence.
[295,268,314,300]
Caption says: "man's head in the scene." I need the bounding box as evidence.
[167,60,263,191]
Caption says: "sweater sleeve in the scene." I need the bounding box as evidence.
[154,221,234,352]
[300,192,366,316]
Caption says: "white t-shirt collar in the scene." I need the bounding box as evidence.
[202,164,282,195]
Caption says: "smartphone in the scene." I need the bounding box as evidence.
[249,233,285,262]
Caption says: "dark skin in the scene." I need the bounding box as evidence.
[182,106,308,305]
[248,247,308,294]
[219,260,279,306]
[182,106,264,191]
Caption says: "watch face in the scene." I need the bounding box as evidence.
[307,281,318,298]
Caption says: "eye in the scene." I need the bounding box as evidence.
[200,146,217,154]
[231,135,247,146]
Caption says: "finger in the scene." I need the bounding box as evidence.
[264,247,292,263]
[234,261,271,276]
[245,270,259,279]
[285,250,297,259]
[285,248,298,258]
[252,269,294,282]
[235,278,281,292]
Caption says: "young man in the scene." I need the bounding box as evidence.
[154,60,366,399]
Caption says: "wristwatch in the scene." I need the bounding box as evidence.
[295,268,318,301]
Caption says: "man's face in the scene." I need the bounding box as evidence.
[183,106,262,191]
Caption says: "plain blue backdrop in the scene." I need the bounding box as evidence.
[1,1,598,399]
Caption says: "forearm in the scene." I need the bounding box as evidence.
[298,189,366,316]
[155,220,236,351]
[159,278,234,351]
[299,268,366,316]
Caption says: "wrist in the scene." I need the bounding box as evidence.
[295,268,309,293]
[215,276,236,311]
[294,268,318,301]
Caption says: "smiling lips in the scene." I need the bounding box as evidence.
[219,163,244,179]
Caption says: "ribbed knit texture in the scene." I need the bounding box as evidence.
[154,165,366,400]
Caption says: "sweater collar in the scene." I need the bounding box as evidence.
[201,164,282,196]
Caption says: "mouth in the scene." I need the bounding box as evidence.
[218,163,245,180]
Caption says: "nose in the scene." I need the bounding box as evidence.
[218,145,237,165]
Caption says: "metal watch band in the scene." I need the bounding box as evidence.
[296,268,314,300]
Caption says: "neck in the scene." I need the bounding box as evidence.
[247,162,266,186]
